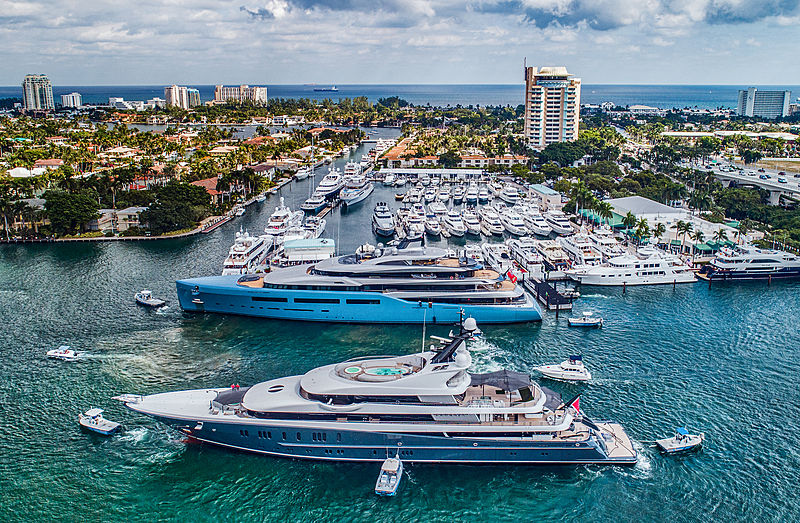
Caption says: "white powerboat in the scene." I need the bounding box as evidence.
[295,166,312,180]
[314,168,345,197]
[465,185,479,205]
[559,233,603,266]
[545,211,573,235]
[524,213,552,237]
[479,208,504,236]
[453,185,465,204]
[500,209,527,236]
[478,186,490,204]
[234,206,246,217]
[394,177,407,187]
[344,161,361,177]
[135,290,166,307]
[300,193,327,214]
[383,173,396,186]
[372,202,396,237]
[568,311,603,328]
[222,229,272,275]
[566,248,696,286]
[498,185,519,205]
[437,186,451,202]
[375,455,403,496]
[463,210,482,236]
[536,355,592,382]
[302,216,326,239]
[443,210,467,237]
[47,345,79,361]
[425,216,442,236]
[655,428,705,454]
[265,198,304,239]
[423,187,437,203]
[79,409,121,436]
[340,175,374,207]
[428,201,448,218]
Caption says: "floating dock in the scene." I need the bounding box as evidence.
[522,278,574,311]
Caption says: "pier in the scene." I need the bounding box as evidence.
[522,278,574,312]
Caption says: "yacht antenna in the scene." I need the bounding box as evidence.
[421,307,427,353]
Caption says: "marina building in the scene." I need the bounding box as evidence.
[22,74,54,112]
[523,66,580,149]
[736,88,791,118]
[60,92,82,108]
[213,85,268,104]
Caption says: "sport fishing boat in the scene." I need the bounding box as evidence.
[698,245,800,280]
[372,202,396,237]
[655,428,705,454]
[121,319,636,464]
[340,175,374,207]
[544,211,573,235]
[176,241,542,323]
[47,345,80,361]
[222,230,273,275]
[79,409,121,435]
[567,248,696,286]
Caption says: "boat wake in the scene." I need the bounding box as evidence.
[118,426,149,444]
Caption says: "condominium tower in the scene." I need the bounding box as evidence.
[214,85,268,104]
[523,66,581,149]
[22,74,55,111]
[61,92,82,108]
[164,85,202,110]
[736,88,791,118]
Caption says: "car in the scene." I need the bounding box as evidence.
[748,172,757,176]
[794,173,800,178]
[778,177,787,183]
[759,174,769,179]
[779,171,787,176]
[758,168,766,172]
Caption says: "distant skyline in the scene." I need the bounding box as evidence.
[1,1,799,85]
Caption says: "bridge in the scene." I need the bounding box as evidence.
[712,168,800,205]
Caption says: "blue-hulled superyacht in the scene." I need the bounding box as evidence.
[177,240,541,324]
[120,320,637,465]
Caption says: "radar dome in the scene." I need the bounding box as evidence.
[455,350,471,367]
[464,317,478,332]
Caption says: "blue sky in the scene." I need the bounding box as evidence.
[1,0,799,85]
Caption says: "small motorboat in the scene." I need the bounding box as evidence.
[135,290,166,308]
[655,427,705,454]
[395,192,405,201]
[46,345,79,361]
[568,311,602,328]
[375,454,403,496]
[235,206,246,217]
[536,355,592,382]
[78,409,121,436]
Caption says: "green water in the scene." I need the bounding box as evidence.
[2,145,800,521]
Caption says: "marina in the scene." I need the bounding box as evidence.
[2,134,800,520]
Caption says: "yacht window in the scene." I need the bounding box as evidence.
[252,296,288,302]
[294,298,340,304]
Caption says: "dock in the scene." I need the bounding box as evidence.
[522,278,574,312]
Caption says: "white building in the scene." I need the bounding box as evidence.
[737,88,791,118]
[628,104,665,116]
[60,92,82,108]
[214,85,268,104]
[523,66,581,149]
[22,74,54,111]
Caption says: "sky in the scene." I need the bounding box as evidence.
[1,0,799,85]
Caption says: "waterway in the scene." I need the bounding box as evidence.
[1,136,799,521]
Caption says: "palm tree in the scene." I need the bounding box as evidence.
[713,228,728,244]
[690,230,705,261]
[595,201,613,227]
[622,211,637,231]
[635,218,651,245]
[673,220,693,254]
[654,222,666,244]
[569,180,592,224]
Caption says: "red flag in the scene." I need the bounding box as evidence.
[506,270,517,284]
[569,396,580,413]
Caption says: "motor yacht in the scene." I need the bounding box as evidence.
[340,175,374,207]
[545,211,573,235]
[404,214,426,241]
[698,245,800,280]
[524,213,551,237]
[372,202,396,237]
[558,233,603,266]
[222,230,273,275]
[498,185,519,205]
[478,186,490,204]
[302,216,326,239]
[567,248,696,286]
[536,356,592,382]
[295,166,312,180]
[423,187,437,203]
[394,177,407,187]
[462,210,482,236]
[314,168,345,198]
[453,185,465,204]
[465,185,479,205]
[481,243,515,274]
[301,193,327,214]
[344,162,361,177]
[500,209,527,236]
[588,227,626,261]
[479,208,504,236]
[506,237,545,280]
[534,240,571,272]
[443,210,467,237]
[425,215,442,236]
[382,174,396,186]
[177,242,542,323]
[437,187,451,202]
[428,201,447,218]
[264,198,304,241]
[121,320,637,464]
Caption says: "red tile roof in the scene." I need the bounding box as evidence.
[191,177,222,196]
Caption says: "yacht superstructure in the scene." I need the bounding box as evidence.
[567,248,696,286]
[122,321,636,465]
[699,245,800,280]
[222,230,273,275]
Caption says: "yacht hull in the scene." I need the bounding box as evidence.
[698,267,800,280]
[176,276,542,323]
[341,184,374,207]
[137,412,634,465]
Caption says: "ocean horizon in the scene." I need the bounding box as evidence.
[2,83,799,110]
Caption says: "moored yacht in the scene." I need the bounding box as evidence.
[295,166,312,180]
[443,210,467,237]
[698,245,800,280]
[524,213,551,237]
[500,209,527,236]
[558,233,603,266]
[478,186,490,204]
[314,168,345,198]
[479,208,504,236]
[340,175,374,207]
[498,185,519,205]
[121,320,636,465]
[372,202,396,237]
[535,240,571,272]
[462,210,482,236]
[382,173,396,186]
[177,241,542,323]
[567,248,696,286]
[588,227,626,261]
[264,198,304,241]
[222,229,273,275]
[300,193,327,214]
[545,211,573,235]
[465,185,479,205]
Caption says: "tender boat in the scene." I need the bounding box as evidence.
[568,311,603,328]
[536,355,592,382]
[372,202,396,237]
[375,455,403,496]
[655,428,705,454]
[122,319,636,465]
[234,206,246,217]
[394,192,405,201]
[135,290,166,307]
[47,345,79,361]
[79,409,121,435]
